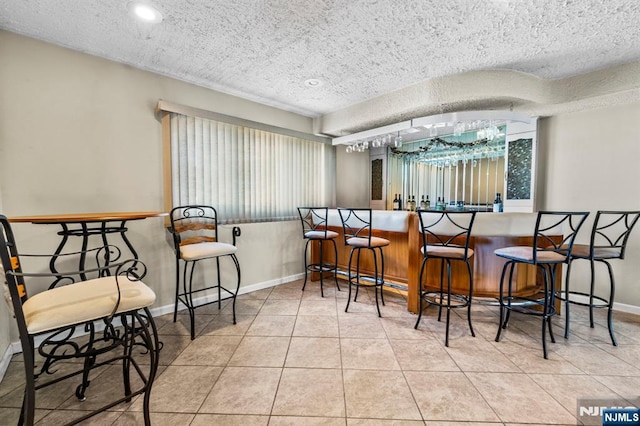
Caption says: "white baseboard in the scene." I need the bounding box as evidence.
[613,301,640,316]
[0,344,13,382]
[147,272,304,317]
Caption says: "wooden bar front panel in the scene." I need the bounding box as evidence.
[313,225,410,284]
[312,213,561,314]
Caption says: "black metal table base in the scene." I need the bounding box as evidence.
[47,220,140,287]
[20,309,160,426]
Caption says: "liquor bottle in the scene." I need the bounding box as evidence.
[493,193,503,213]
[420,195,428,210]
[398,194,403,211]
[393,194,399,211]
[425,195,430,210]
[410,195,416,212]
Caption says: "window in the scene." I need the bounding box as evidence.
[161,106,335,223]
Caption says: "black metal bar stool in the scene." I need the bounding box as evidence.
[0,215,160,426]
[169,205,241,340]
[558,210,640,346]
[297,207,341,297]
[494,211,589,359]
[338,208,389,317]
[413,210,476,347]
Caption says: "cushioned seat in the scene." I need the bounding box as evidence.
[421,245,474,259]
[346,236,390,248]
[568,244,622,260]
[305,230,339,239]
[180,241,238,261]
[494,246,566,263]
[24,276,156,334]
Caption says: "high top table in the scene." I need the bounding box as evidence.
[9,211,167,287]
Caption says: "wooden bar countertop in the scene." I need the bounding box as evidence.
[8,211,168,224]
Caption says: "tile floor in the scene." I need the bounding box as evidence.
[1,279,640,425]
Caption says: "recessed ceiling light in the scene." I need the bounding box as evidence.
[129,2,163,24]
[304,79,323,88]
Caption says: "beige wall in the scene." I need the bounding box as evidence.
[336,146,370,208]
[537,103,640,309]
[0,31,315,351]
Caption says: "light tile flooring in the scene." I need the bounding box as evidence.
[1,279,640,425]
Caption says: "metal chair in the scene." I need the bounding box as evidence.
[337,208,389,317]
[297,207,341,297]
[494,211,589,359]
[0,215,160,426]
[559,210,640,346]
[169,205,241,340]
[413,210,476,347]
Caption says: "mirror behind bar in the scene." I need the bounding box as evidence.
[381,120,537,213]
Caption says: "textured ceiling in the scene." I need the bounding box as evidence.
[1,0,639,118]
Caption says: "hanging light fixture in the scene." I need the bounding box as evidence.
[394,133,403,148]
[333,111,531,153]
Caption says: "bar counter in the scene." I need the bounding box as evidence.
[313,210,562,314]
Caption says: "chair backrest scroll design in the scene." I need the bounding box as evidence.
[297,207,330,239]
[170,205,219,251]
[534,211,589,263]
[590,210,640,259]
[337,208,373,246]
[417,210,476,259]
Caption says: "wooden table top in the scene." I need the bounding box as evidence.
[8,211,168,224]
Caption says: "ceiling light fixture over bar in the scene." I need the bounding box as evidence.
[332,110,532,147]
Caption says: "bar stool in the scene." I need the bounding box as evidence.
[0,215,160,426]
[297,207,341,297]
[559,210,640,346]
[170,205,241,340]
[338,208,389,317]
[413,210,476,347]
[494,211,589,359]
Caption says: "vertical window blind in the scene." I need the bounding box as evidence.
[170,113,336,223]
